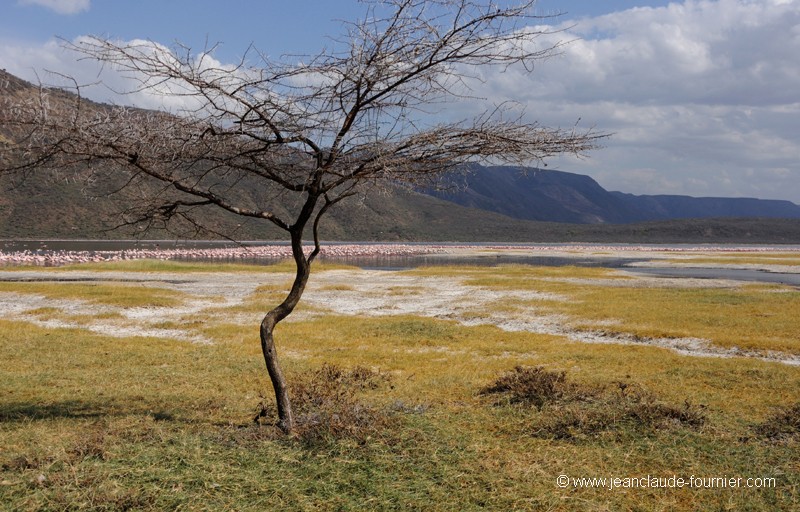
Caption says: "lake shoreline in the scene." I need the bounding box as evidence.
[2,243,800,287]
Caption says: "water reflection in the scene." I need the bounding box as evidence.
[324,253,644,270]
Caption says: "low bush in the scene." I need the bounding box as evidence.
[753,402,800,443]
[481,366,706,440]
[254,364,394,443]
[480,365,583,408]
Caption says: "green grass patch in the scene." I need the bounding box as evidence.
[2,313,798,510]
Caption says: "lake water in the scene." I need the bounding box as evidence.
[625,267,800,286]
[2,240,799,286]
[351,253,800,287]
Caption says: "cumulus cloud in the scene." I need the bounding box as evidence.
[525,0,800,107]
[462,0,800,201]
[18,0,90,15]
[0,37,245,113]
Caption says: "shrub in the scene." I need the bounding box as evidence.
[481,368,706,440]
[254,364,394,443]
[753,402,800,443]
[479,366,589,408]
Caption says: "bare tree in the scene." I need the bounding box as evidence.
[1,0,604,433]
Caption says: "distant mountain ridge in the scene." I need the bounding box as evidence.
[609,191,800,222]
[2,68,800,243]
[424,165,800,224]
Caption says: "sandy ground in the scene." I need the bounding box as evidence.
[1,253,798,366]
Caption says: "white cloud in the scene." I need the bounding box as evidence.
[460,0,800,201]
[18,0,90,15]
[485,0,800,107]
[0,38,166,110]
[0,37,249,113]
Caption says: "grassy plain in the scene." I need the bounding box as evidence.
[1,261,798,511]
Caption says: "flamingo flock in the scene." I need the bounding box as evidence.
[0,243,448,267]
[0,242,793,267]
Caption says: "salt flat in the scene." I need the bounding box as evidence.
[2,247,798,365]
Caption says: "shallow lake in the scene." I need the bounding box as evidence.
[625,267,800,286]
[346,253,800,287]
[3,240,799,286]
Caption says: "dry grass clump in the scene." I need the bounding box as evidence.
[481,366,706,440]
[65,426,109,462]
[479,366,586,409]
[753,402,800,443]
[255,364,395,443]
[535,382,707,441]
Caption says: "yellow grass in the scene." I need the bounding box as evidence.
[407,264,800,356]
[559,284,800,355]
[0,281,186,308]
[1,262,798,510]
[2,258,359,273]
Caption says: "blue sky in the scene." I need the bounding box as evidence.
[2,1,673,60]
[2,0,799,203]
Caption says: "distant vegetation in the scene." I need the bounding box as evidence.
[2,173,800,243]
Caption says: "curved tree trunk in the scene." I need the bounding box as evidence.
[260,310,295,433]
[258,219,316,433]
